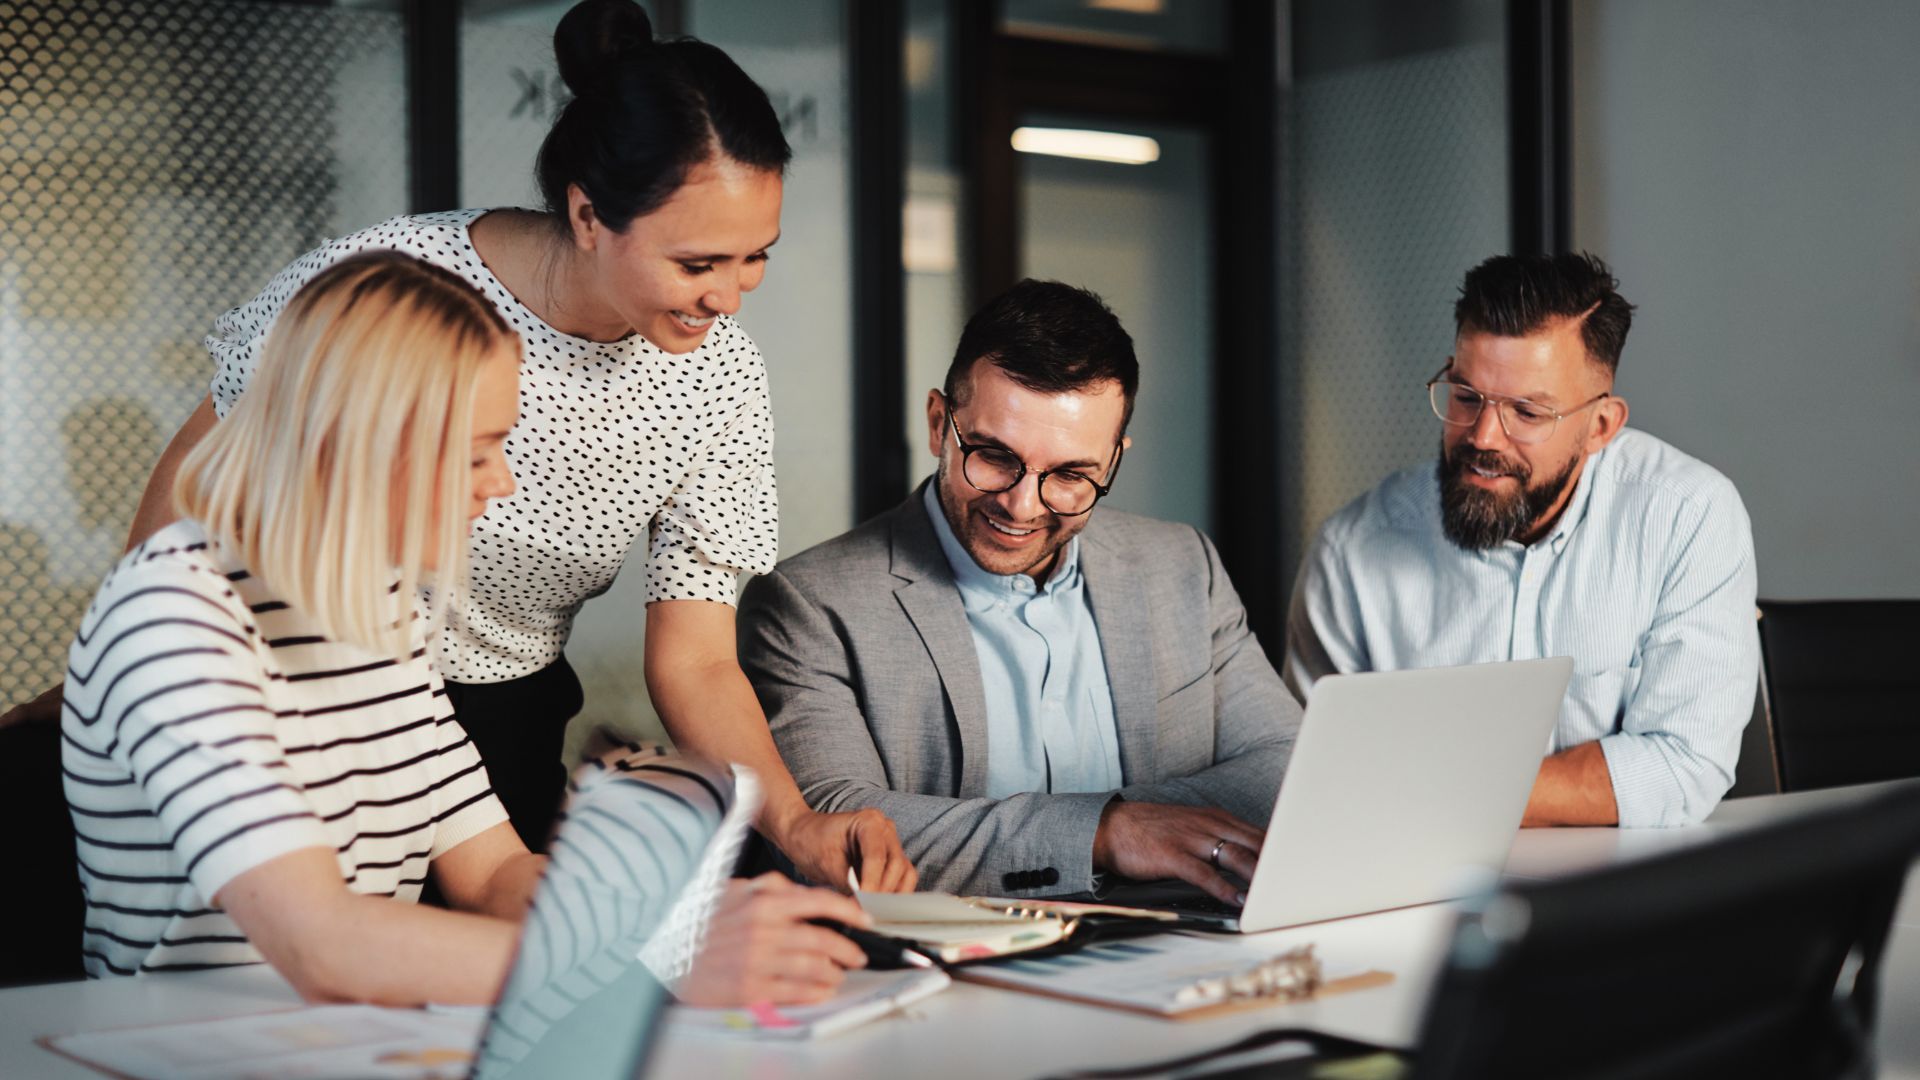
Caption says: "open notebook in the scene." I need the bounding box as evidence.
[853,885,1181,964]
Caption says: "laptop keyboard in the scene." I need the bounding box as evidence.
[1164,893,1244,917]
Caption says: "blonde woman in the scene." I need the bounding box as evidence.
[61,253,871,1006]
[55,0,915,893]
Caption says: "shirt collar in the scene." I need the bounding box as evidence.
[922,481,1081,608]
[1540,444,1606,553]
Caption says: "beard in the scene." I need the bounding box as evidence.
[1437,441,1581,550]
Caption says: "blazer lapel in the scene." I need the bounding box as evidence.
[890,492,993,798]
[1080,523,1159,784]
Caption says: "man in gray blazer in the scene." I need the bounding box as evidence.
[740,281,1302,903]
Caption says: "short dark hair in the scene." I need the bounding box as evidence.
[1454,252,1637,373]
[944,279,1139,429]
[537,0,791,232]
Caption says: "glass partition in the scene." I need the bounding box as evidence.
[0,0,408,707]
[1278,0,1510,576]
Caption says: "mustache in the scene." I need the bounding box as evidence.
[1447,446,1532,484]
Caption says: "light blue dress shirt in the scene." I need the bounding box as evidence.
[923,483,1124,799]
[1284,429,1759,828]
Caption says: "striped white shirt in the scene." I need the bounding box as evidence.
[1284,429,1759,827]
[62,519,508,977]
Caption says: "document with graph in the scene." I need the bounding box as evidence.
[953,932,1393,1019]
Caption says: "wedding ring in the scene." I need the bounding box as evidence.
[1209,838,1229,870]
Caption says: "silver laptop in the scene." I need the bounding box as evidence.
[1106,657,1573,933]
[470,749,757,1079]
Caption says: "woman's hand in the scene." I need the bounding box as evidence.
[774,807,918,893]
[675,873,874,1007]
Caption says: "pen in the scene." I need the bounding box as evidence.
[811,918,933,970]
[848,925,934,969]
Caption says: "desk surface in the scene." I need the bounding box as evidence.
[8,781,1920,1080]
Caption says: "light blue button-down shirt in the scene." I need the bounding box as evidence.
[923,483,1124,799]
[1284,429,1759,828]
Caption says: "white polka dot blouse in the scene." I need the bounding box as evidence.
[206,210,780,684]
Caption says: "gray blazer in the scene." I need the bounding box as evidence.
[738,485,1302,897]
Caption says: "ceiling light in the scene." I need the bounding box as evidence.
[1010,127,1161,165]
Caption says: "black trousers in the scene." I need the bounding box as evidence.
[444,655,584,854]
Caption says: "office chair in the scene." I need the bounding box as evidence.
[1758,599,1920,792]
[1413,781,1920,1080]
[0,713,85,985]
[1724,673,1780,798]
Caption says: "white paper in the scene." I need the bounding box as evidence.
[852,886,1011,924]
[49,1005,485,1080]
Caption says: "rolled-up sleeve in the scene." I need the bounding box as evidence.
[1600,480,1759,827]
[646,341,779,606]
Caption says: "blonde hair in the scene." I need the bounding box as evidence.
[177,253,518,658]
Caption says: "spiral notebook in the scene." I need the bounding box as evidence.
[852,885,1181,964]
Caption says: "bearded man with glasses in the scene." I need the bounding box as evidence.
[1284,253,1759,829]
[739,280,1301,904]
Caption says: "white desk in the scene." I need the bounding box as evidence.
[7,782,1919,1080]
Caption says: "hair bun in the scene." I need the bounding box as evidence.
[553,0,655,99]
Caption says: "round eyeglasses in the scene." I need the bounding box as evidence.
[944,406,1122,517]
[1426,367,1610,446]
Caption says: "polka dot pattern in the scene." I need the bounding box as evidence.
[206,209,780,683]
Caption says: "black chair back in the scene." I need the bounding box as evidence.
[1412,782,1920,1080]
[1724,675,1780,798]
[0,715,84,985]
[1759,599,1920,792]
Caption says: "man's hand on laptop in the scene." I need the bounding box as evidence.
[1093,801,1265,906]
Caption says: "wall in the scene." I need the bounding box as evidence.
[1570,0,1920,600]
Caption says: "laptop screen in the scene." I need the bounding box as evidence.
[470,747,755,1080]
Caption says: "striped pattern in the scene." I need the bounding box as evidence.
[1285,428,1761,827]
[475,747,737,1077]
[61,519,507,978]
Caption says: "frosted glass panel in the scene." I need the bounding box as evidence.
[1279,0,1509,576]
[0,0,407,705]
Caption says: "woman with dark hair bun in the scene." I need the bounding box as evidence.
[103,0,915,1005]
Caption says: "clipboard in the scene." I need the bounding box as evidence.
[950,938,1395,1021]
